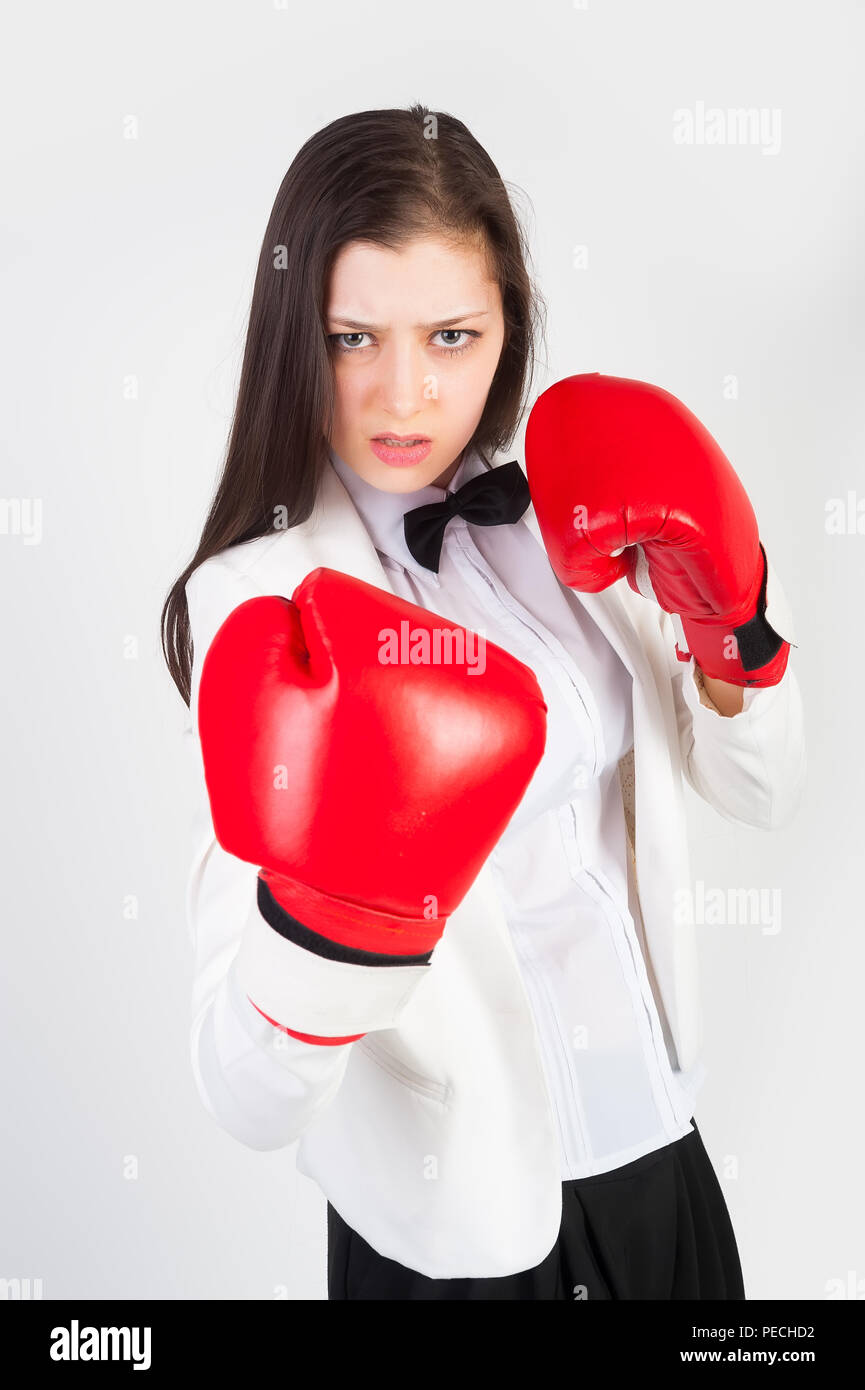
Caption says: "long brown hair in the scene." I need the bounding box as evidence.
[160,103,547,705]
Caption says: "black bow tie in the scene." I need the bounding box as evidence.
[402,458,531,573]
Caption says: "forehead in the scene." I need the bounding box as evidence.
[326,236,497,319]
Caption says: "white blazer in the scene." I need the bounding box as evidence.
[183,457,806,1280]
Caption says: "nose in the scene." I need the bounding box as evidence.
[376,339,427,420]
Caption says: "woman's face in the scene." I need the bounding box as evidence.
[325,234,506,492]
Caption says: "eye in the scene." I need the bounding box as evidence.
[329,332,373,352]
[327,329,482,357]
[432,329,481,357]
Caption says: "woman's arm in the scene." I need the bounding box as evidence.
[664,607,807,830]
[697,668,744,717]
[183,556,547,1148]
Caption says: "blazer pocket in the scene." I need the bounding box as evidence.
[358,1035,452,1107]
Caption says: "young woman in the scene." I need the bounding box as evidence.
[162,104,805,1300]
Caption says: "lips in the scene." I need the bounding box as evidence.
[369,437,434,467]
[372,434,431,443]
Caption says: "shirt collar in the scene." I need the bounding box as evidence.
[327,442,493,585]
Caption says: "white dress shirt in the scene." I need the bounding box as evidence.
[328,442,708,1178]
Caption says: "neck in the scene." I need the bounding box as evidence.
[432,448,466,490]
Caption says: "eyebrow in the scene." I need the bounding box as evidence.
[327,310,490,331]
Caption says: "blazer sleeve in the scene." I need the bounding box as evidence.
[662,606,807,831]
[183,555,430,1152]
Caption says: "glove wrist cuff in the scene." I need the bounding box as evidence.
[677,544,792,687]
[258,869,446,960]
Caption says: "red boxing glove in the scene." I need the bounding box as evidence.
[525,373,794,687]
[197,567,547,1043]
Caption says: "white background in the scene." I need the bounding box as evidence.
[1,0,862,1300]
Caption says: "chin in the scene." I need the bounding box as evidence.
[371,463,441,492]
[351,450,452,492]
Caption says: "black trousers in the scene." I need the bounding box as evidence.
[326,1117,745,1299]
